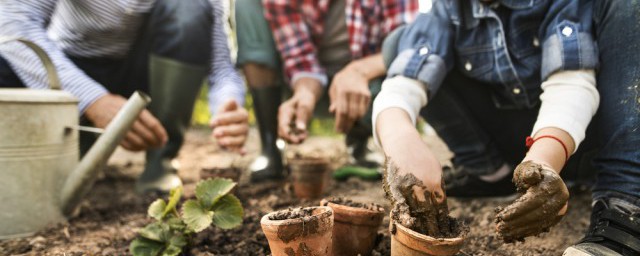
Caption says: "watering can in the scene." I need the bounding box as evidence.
[0,37,151,239]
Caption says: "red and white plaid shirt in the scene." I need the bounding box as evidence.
[263,0,419,86]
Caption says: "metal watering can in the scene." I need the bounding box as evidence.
[0,37,151,239]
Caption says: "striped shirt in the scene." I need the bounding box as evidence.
[0,0,245,115]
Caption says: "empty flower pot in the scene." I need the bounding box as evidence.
[321,198,385,256]
[288,157,330,199]
[390,220,464,256]
[261,206,334,256]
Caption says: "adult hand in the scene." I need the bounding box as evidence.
[84,93,168,151]
[495,161,569,242]
[379,109,451,236]
[278,78,322,144]
[210,100,249,154]
[329,64,371,133]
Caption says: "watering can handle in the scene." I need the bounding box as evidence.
[0,36,61,90]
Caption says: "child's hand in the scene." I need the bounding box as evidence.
[377,108,450,236]
[495,161,569,242]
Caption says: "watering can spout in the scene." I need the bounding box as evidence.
[60,91,151,216]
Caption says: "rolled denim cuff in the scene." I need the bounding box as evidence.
[291,71,328,88]
[541,22,598,80]
[387,48,447,98]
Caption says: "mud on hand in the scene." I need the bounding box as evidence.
[495,161,569,243]
[382,158,454,238]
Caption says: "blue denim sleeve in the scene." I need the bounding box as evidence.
[386,0,454,97]
[540,0,598,80]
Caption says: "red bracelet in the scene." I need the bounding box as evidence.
[525,135,569,163]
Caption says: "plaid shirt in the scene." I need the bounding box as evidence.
[263,0,419,86]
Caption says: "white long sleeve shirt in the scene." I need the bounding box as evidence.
[0,0,245,114]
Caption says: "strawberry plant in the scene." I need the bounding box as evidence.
[130,178,243,256]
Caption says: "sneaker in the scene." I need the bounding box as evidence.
[563,199,640,256]
[443,165,516,197]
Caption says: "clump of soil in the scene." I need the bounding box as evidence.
[268,207,314,221]
[200,167,241,182]
[288,117,305,136]
[382,158,465,239]
[322,197,384,212]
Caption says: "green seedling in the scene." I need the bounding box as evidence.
[130,178,244,256]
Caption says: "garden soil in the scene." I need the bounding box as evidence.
[0,129,592,256]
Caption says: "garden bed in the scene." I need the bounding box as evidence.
[0,129,592,255]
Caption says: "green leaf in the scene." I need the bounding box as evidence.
[130,238,164,256]
[182,199,214,232]
[168,233,188,249]
[138,222,170,242]
[164,187,183,216]
[161,245,182,256]
[148,199,167,220]
[195,178,236,209]
[165,216,187,231]
[212,194,244,229]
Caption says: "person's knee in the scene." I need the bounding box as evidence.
[151,0,213,64]
[382,26,406,69]
[235,0,280,71]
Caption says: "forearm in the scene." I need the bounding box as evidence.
[376,108,420,152]
[0,1,107,113]
[526,70,598,172]
[208,0,246,115]
[372,76,428,145]
[292,77,324,103]
[347,53,386,81]
[523,127,575,173]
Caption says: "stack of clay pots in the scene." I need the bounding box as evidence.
[261,198,386,256]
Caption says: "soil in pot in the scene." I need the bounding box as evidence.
[383,159,467,256]
[261,206,334,256]
[288,156,331,199]
[321,197,385,256]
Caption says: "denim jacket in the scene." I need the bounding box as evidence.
[387,0,598,109]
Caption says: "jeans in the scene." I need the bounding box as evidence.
[591,0,640,200]
[383,0,640,201]
[0,0,213,155]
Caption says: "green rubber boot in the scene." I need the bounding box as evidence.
[249,86,285,181]
[137,55,208,194]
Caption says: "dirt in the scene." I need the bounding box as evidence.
[495,161,570,243]
[322,197,384,212]
[0,128,594,255]
[268,207,314,221]
[383,158,462,239]
[200,167,241,182]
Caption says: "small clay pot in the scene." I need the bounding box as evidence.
[261,206,334,256]
[390,220,464,256]
[288,157,330,199]
[321,199,385,256]
[200,167,241,182]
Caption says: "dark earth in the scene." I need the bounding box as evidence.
[0,128,593,255]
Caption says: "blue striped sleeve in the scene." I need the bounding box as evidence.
[207,0,246,116]
[0,0,108,113]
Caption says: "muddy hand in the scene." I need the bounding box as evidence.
[383,158,452,237]
[495,161,569,242]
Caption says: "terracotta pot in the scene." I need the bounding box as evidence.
[288,157,330,199]
[261,206,334,256]
[321,199,384,256]
[390,220,464,256]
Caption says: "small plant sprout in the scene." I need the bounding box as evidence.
[130,178,244,256]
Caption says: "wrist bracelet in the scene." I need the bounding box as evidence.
[525,135,569,163]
